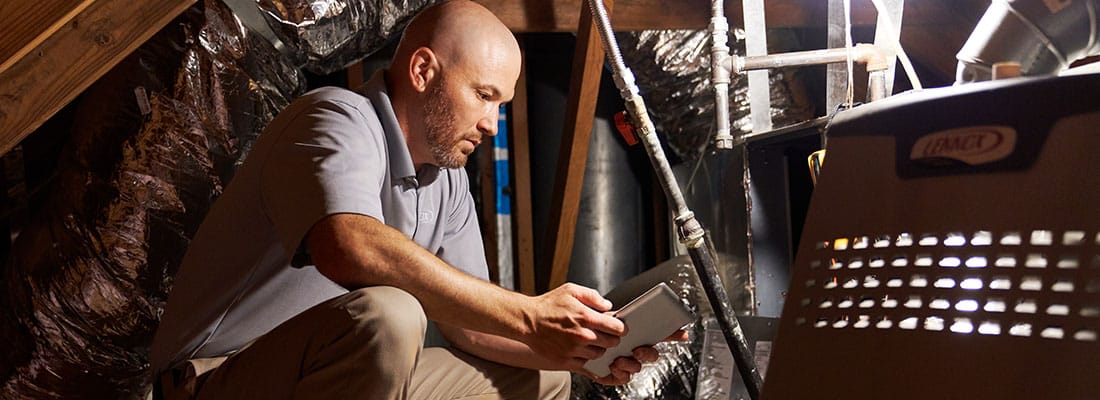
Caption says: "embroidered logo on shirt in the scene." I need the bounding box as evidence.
[418,210,435,223]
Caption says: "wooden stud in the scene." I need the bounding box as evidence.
[478,138,500,285]
[509,40,538,295]
[545,0,612,290]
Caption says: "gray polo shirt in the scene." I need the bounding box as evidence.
[150,72,488,374]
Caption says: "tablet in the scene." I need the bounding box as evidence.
[583,282,695,378]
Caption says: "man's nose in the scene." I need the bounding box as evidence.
[478,107,501,136]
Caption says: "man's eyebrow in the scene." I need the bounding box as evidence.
[476,84,513,102]
[477,85,502,97]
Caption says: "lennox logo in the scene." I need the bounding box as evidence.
[910,125,1017,165]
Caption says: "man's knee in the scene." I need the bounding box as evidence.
[339,286,427,348]
[540,370,572,400]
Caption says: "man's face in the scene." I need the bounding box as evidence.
[422,74,474,169]
[418,54,518,169]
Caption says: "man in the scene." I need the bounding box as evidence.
[151,1,678,399]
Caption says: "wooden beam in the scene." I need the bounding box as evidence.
[0,0,96,76]
[0,0,196,157]
[477,137,500,286]
[477,0,968,32]
[510,40,538,295]
[545,0,611,290]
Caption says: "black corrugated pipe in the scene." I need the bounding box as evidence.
[956,0,1100,83]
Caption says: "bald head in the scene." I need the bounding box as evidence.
[394,0,519,76]
[386,0,521,168]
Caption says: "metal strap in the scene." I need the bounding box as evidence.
[742,0,772,133]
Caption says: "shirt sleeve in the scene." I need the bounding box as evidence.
[436,168,491,281]
[259,91,388,257]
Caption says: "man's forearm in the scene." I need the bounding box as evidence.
[308,213,533,340]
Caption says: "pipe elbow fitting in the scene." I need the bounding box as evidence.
[853,43,891,72]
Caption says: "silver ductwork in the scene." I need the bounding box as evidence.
[956,0,1100,83]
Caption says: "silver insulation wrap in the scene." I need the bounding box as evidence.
[0,1,304,398]
[257,0,440,73]
[616,30,812,162]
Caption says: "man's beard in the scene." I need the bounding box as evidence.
[422,77,471,169]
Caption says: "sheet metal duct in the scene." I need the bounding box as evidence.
[956,0,1100,82]
[567,92,652,294]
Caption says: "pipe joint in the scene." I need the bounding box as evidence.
[673,211,695,225]
[674,213,706,247]
[852,43,891,72]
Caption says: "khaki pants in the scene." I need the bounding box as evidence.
[160,286,570,400]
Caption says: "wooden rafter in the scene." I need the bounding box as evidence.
[545,0,612,290]
[509,41,538,295]
[0,0,196,156]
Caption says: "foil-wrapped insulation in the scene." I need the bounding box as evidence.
[256,0,440,73]
[0,0,304,397]
[572,255,751,399]
[616,30,814,163]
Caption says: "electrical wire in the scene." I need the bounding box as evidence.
[844,0,855,107]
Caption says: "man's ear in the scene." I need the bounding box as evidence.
[409,47,438,93]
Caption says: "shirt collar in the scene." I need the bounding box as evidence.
[360,70,438,184]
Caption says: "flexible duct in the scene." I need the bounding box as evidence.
[0,0,453,396]
[956,0,1100,83]
[255,0,440,73]
[616,30,812,163]
[0,3,305,397]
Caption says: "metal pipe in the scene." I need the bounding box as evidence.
[736,43,890,73]
[586,1,764,398]
[711,0,735,149]
[867,69,888,102]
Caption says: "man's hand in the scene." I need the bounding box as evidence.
[586,329,691,386]
[520,283,626,371]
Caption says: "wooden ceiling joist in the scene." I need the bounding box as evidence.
[545,0,611,290]
[0,0,196,156]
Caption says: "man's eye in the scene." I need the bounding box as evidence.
[478,92,491,100]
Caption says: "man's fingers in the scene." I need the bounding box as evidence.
[631,346,660,363]
[580,344,607,360]
[591,330,621,349]
[568,284,613,312]
[577,311,623,337]
[612,356,643,373]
